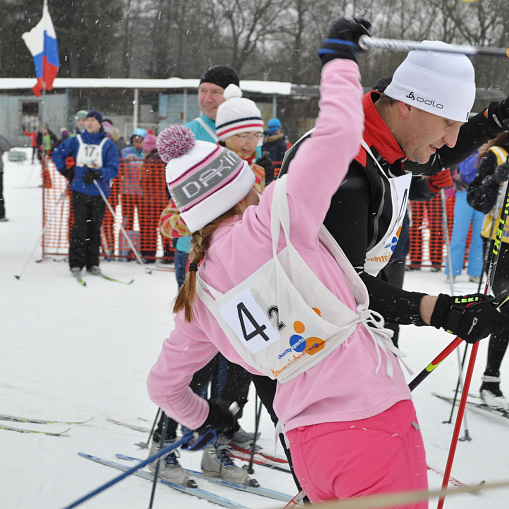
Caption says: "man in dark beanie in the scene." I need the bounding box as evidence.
[184,64,240,144]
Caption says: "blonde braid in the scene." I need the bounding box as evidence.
[173,206,242,322]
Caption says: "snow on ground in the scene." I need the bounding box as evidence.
[2,150,509,509]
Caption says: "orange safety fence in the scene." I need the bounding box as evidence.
[408,193,474,270]
[42,157,474,269]
[42,157,175,263]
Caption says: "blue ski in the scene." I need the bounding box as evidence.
[79,453,249,509]
[116,453,296,503]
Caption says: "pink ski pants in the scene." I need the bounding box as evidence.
[286,399,428,508]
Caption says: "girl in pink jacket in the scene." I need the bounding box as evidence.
[147,19,431,505]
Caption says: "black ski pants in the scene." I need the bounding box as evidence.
[483,239,509,378]
[154,354,251,442]
[69,191,105,270]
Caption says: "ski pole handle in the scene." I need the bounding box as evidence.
[358,35,509,58]
[408,337,463,391]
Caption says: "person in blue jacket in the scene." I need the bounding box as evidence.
[52,110,119,278]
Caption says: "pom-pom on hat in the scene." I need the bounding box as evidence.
[158,125,255,232]
[384,41,475,122]
[215,85,264,141]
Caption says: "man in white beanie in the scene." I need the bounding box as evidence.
[260,24,509,422]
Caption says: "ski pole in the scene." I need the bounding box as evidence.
[358,35,509,58]
[14,181,69,280]
[437,176,509,509]
[135,408,161,449]
[246,393,263,475]
[92,180,151,275]
[440,188,471,441]
[62,431,194,509]
[148,414,169,509]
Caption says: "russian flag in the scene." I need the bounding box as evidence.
[22,1,60,97]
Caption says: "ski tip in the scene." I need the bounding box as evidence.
[128,279,134,284]
[14,275,20,280]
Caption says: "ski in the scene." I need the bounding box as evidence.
[433,392,509,420]
[0,423,70,436]
[229,442,288,464]
[73,274,86,286]
[152,265,175,272]
[0,413,93,425]
[426,463,472,489]
[98,273,134,284]
[106,418,149,433]
[229,449,291,474]
[79,453,248,509]
[116,453,295,503]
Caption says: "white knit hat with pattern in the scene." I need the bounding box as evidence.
[157,125,255,233]
[215,85,264,141]
[384,41,476,122]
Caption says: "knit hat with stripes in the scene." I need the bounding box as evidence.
[157,125,255,233]
[215,85,264,141]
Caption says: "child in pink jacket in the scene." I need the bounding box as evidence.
[147,18,430,504]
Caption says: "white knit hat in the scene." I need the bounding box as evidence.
[157,125,255,233]
[384,41,476,122]
[215,85,264,140]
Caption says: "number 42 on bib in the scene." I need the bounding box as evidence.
[219,288,279,354]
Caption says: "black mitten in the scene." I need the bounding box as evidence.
[60,167,75,183]
[318,18,371,65]
[194,399,240,439]
[494,163,509,183]
[430,293,509,343]
[82,168,102,185]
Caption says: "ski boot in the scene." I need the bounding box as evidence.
[202,443,259,487]
[148,440,197,487]
[480,374,509,411]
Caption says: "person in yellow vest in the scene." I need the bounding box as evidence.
[467,131,509,410]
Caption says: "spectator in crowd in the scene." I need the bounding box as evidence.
[216,84,266,194]
[22,128,38,163]
[36,125,58,159]
[262,117,287,175]
[468,132,509,410]
[74,110,87,135]
[0,134,12,222]
[51,110,119,278]
[445,149,485,284]
[120,128,147,260]
[59,127,70,145]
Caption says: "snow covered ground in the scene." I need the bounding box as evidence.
[2,149,509,509]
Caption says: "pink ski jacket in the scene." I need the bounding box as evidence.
[147,59,411,433]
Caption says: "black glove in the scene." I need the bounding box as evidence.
[60,167,75,183]
[485,98,509,132]
[82,167,102,186]
[430,293,509,344]
[194,399,240,440]
[494,163,509,183]
[318,18,371,65]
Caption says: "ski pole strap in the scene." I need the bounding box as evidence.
[61,431,195,509]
